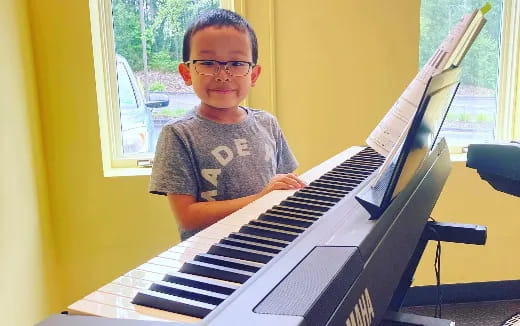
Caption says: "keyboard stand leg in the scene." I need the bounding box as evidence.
[380,311,455,326]
[387,220,487,311]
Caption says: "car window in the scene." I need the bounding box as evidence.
[117,60,138,108]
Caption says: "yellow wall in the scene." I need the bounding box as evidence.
[0,1,59,324]
[2,0,518,324]
[27,0,179,310]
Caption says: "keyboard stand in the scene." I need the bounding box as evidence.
[380,221,487,325]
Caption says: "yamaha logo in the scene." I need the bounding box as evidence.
[345,288,374,326]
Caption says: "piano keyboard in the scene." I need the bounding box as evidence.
[67,146,385,323]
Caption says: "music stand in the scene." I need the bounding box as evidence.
[356,67,462,219]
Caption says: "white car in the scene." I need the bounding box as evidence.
[116,54,168,154]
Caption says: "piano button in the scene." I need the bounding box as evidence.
[163,271,239,295]
[281,198,332,212]
[138,262,179,275]
[132,289,215,318]
[321,173,361,184]
[68,298,188,322]
[207,243,276,264]
[126,268,163,283]
[258,212,314,228]
[99,282,138,298]
[219,237,283,255]
[114,276,153,290]
[293,190,342,203]
[228,232,290,248]
[162,248,198,262]
[180,259,255,283]
[334,165,372,173]
[302,185,349,196]
[249,219,306,233]
[148,257,183,269]
[270,205,323,218]
[266,209,320,222]
[150,281,228,306]
[318,178,359,189]
[239,224,299,242]
[309,180,354,192]
[194,252,263,272]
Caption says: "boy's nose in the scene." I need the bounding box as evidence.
[215,65,231,82]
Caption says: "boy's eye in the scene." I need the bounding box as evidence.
[230,61,247,67]
[199,60,216,66]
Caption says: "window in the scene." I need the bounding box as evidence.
[90,0,237,175]
[420,0,520,155]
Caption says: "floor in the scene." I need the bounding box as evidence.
[402,300,520,326]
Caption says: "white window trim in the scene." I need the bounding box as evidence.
[446,1,520,159]
[89,0,238,177]
[496,0,520,141]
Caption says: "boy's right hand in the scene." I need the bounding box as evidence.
[260,173,307,196]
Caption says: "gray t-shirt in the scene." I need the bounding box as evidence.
[150,107,298,240]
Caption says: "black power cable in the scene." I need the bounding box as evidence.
[428,216,443,318]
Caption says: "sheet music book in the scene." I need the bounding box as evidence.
[366,4,489,187]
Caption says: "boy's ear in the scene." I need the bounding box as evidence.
[250,64,262,87]
[178,62,192,86]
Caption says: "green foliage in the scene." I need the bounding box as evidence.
[153,107,190,118]
[457,112,472,122]
[113,0,144,70]
[113,0,219,73]
[419,0,502,90]
[475,112,492,123]
[149,50,179,71]
[149,81,166,91]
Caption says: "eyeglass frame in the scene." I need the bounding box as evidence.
[185,59,256,77]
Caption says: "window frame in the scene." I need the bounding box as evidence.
[89,0,241,176]
[441,0,520,159]
[496,0,520,142]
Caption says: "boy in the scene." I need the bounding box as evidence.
[150,9,305,241]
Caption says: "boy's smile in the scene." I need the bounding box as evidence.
[179,26,261,123]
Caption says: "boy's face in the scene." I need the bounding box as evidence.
[179,26,261,110]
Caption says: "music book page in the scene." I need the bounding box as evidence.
[366,9,478,158]
[365,4,490,188]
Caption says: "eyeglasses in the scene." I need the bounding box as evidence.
[185,59,254,77]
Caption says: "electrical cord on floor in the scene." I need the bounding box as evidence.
[429,216,443,318]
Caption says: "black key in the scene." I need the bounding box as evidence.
[294,190,342,203]
[163,271,238,295]
[219,237,283,254]
[266,208,320,221]
[132,289,215,318]
[194,253,262,272]
[150,281,227,305]
[309,180,354,192]
[271,204,323,217]
[208,243,276,264]
[180,260,254,283]
[281,198,331,212]
[303,184,349,195]
[319,177,360,188]
[325,171,365,182]
[228,232,290,247]
[249,219,306,233]
[258,212,314,228]
[240,224,299,241]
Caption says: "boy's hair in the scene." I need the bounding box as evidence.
[182,9,258,64]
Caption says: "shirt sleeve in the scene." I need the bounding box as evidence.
[274,119,298,174]
[149,125,198,197]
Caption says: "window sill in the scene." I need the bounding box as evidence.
[103,167,152,177]
[449,153,467,162]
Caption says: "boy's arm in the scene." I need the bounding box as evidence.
[168,173,306,231]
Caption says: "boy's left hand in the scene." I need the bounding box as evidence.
[260,173,307,196]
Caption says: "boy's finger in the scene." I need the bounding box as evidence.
[288,173,307,187]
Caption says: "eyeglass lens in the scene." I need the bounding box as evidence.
[194,61,251,76]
